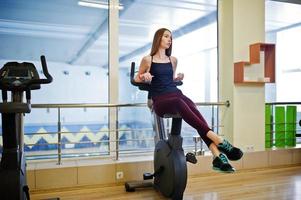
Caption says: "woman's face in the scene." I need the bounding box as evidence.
[160,30,172,49]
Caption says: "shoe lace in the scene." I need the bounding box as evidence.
[219,154,229,164]
[222,140,233,152]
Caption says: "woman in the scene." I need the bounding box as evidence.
[135,28,243,173]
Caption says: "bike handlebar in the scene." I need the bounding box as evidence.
[26,55,53,86]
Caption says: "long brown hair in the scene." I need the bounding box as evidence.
[150,28,172,56]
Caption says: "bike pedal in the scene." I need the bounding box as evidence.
[186,152,197,164]
[143,172,154,180]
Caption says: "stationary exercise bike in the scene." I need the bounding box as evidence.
[125,62,197,200]
[0,56,53,200]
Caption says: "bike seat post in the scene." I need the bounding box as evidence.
[162,114,182,136]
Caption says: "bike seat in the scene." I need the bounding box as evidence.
[163,113,181,118]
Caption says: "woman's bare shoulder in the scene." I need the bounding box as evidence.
[142,55,152,63]
[170,56,178,62]
[139,55,152,72]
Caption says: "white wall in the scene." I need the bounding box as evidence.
[219,0,266,151]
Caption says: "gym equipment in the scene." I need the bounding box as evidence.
[0,56,53,200]
[125,62,197,200]
[193,135,205,156]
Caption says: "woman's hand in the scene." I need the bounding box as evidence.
[139,72,154,83]
[174,73,184,81]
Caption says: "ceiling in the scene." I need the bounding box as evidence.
[0,0,301,68]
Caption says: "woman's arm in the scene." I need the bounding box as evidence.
[134,56,152,83]
[171,56,184,81]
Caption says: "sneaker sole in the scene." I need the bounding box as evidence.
[212,167,235,173]
[220,151,244,161]
[229,152,244,161]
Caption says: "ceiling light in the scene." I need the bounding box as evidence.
[78,0,123,10]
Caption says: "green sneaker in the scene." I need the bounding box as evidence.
[212,153,235,173]
[217,139,243,161]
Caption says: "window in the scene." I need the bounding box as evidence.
[0,0,109,159]
[265,0,301,102]
[118,0,218,153]
[265,0,301,145]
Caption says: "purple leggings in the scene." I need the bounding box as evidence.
[152,91,213,147]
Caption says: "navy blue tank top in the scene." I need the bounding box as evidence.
[149,57,179,97]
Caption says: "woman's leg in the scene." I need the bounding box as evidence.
[153,92,242,172]
[179,94,243,161]
[207,131,223,145]
[209,143,220,157]
[180,95,224,145]
[154,95,213,146]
